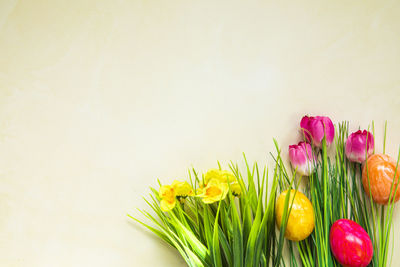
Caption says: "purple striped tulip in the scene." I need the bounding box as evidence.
[289,142,316,176]
[345,130,374,163]
[300,115,335,148]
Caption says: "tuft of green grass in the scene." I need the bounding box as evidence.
[130,154,292,267]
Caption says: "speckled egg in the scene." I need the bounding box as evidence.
[362,154,400,205]
[275,189,315,241]
[330,219,373,267]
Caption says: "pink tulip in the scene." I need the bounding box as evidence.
[289,142,316,176]
[300,116,335,148]
[345,130,374,163]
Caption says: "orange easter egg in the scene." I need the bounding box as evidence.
[362,154,400,205]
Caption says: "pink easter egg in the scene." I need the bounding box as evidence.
[330,219,373,267]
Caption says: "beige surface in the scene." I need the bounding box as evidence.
[1,0,400,266]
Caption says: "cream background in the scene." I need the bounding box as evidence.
[1,0,400,266]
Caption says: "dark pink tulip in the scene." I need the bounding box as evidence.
[300,116,335,148]
[289,141,316,176]
[345,130,374,163]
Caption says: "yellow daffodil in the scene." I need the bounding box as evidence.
[159,185,176,212]
[172,180,194,197]
[220,170,237,183]
[204,169,221,184]
[159,180,194,211]
[204,169,237,185]
[197,179,229,204]
[201,169,241,200]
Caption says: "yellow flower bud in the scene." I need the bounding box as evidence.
[230,181,241,197]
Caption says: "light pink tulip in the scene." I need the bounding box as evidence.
[345,130,374,163]
[300,116,335,148]
[289,142,316,176]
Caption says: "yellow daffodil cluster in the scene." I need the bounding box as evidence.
[159,169,242,212]
[159,180,194,212]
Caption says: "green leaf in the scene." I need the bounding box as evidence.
[230,194,243,267]
[212,202,222,267]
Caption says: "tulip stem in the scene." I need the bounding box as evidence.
[321,137,330,266]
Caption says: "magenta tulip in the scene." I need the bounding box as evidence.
[300,116,335,148]
[345,130,374,163]
[289,142,316,176]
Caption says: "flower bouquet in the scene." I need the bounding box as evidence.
[130,115,400,267]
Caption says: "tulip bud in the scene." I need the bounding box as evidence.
[345,130,374,163]
[300,116,335,148]
[289,142,316,176]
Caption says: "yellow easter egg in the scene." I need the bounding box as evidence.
[275,189,315,241]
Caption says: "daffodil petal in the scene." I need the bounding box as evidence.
[160,199,176,212]
[200,179,229,204]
